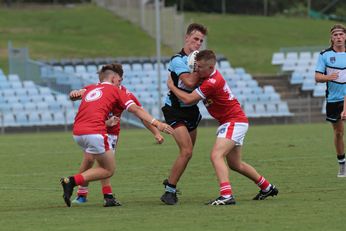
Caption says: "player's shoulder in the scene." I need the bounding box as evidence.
[320,47,333,55]
[170,49,187,60]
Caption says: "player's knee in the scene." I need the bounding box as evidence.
[229,163,241,172]
[106,169,114,178]
[335,130,344,138]
[180,148,193,160]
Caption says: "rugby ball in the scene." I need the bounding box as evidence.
[187,50,199,73]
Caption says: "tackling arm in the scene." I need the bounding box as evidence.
[167,75,202,105]
[127,104,174,134]
[141,120,164,144]
[179,72,201,89]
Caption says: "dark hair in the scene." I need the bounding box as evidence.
[186,23,208,36]
[99,63,123,77]
[196,49,216,63]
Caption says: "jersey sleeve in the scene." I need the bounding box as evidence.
[315,53,326,74]
[169,56,190,76]
[196,78,216,99]
[129,92,142,107]
[115,87,135,110]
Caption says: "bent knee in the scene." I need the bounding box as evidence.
[180,149,193,159]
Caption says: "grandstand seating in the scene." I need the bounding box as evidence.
[0,70,75,128]
[37,57,292,121]
[271,50,323,97]
[0,54,294,128]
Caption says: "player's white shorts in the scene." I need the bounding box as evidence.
[73,134,118,154]
[216,122,249,146]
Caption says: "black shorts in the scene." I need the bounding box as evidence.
[326,101,344,123]
[162,104,202,132]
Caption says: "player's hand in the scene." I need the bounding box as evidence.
[154,134,164,144]
[328,72,339,81]
[105,116,120,127]
[69,89,85,101]
[167,74,174,90]
[341,111,346,120]
[152,120,174,134]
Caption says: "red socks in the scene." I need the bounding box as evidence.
[255,176,270,191]
[220,182,232,197]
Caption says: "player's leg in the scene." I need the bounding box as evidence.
[161,126,195,205]
[226,146,278,200]
[72,153,94,204]
[168,126,196,184]
[61,134,115,207]
[206,137,236,206]
[99,143,121,207]
[332,120,346,177]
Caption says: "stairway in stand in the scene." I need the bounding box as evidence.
[253,74,325,123]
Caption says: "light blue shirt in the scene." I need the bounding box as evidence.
[315,48,346,102]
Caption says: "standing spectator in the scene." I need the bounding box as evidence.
[315,24,346,177]
[167,50,278,205]
[160,23,208,205]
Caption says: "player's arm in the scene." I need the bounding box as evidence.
[179,72,201,88]
[127,104,174,134]
[141,120,164,144]
[69,89,86,101]
[167,75,202,105]
[315,72,338,83]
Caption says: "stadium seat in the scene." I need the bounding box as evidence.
[27,88,40,96]
[40,112,53,125]
[266,103,277,116]
[27,112,41,126]
[313,83,326,97]
[11,103,24,112]
[52,111,66,125]
[86,64,98,73]
[8,74,20,82]
[24,102,37,112]
[36,102,49,111]
[277,102,293,116]
[23,80,36,88]
[271,52,285,65]
[1,112,17,127]
[15,113,29,127]
[66,110,76,124]
[301,79,315,91]
[254,103,266,117]
[243,103,256,118]
[219,60,231,69]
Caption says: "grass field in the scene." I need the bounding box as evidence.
[0,3,340,75]
[0,123,345,231]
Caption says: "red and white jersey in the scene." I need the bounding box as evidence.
[107,85,142,135]
[195,69,248,124]
[73,82,135,135]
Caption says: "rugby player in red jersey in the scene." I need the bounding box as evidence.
[69,64,165,207]
[167,50,278,205]
[60,64,173,207]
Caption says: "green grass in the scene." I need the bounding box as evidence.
[0,4,342,75]
[0,123,345,230]
[0,4,172,73]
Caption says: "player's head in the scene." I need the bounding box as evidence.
[195,49,216,79]
[98,63,123,87]
[330,24,346,47]
[184,23,208,54]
